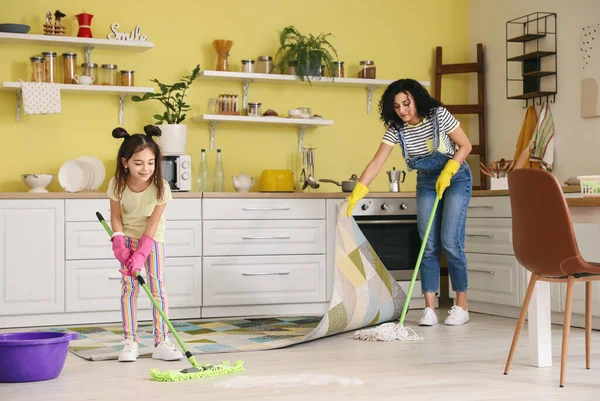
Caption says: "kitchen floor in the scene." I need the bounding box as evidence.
[2,310,598,401]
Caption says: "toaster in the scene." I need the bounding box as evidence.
[259,170,295,192]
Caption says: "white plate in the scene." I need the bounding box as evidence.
[77,156,105,190]
[58,160,86,192]
[78,159,94,190]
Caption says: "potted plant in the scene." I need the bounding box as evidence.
[274,25,339,82]
[132,64,201,155]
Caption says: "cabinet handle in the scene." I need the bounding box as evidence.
[466,234,495,238]
[242,235,291,240]
[242,272,291,276]
[470,269,495,275]
[108,275,122,280]
[468,205,493,209]
[241,207,291,211]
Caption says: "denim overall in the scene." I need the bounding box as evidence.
[396,109,472,294]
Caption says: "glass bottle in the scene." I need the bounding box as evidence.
[197,149,210,192]
[213,149,224,192]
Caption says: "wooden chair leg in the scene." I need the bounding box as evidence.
[560,276,575,387]
[586,281,592,370]
[505,274,538,375]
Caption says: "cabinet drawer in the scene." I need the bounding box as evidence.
[464,253,521,307]
[465,218,513,255]
[467,196,511,218]
[203,220,326,256]
[65,198,201,222]
[203,199,325,220]
[203,255,326,306]
[66,221,202,259]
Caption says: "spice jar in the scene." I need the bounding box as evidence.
[358,60,376,79]
[256,56,273,74]
[30,56,45,82]
[286,61,297,75]
[62,53,77,84]
[333,61,344,78]
[42,52,57,83]
[80,63,98,84]
[101,64,118,86]
[120,70,135,86]
[241,60,255,73]
[247,102,261,116]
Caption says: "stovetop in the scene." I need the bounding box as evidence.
[353,197,417,216]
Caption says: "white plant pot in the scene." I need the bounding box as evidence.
[157,124,187,155]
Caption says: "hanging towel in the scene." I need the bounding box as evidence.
[529,102,554,171]
[19,81,61,115]
[513,105,540,169]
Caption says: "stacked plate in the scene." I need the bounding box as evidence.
[58,156,106,193]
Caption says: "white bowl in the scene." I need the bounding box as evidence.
[21,174,54,193]
[288,109,302,118]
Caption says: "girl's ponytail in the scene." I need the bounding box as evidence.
[112,127,130,140]
[143,125,162,138]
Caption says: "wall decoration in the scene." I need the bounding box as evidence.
[43,9,66,36]
[580,23,600,119]
[106,23,148,42]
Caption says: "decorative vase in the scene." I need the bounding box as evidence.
[156,124,187,155]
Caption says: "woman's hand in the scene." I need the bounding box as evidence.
[346,182,369,216]
[436,159,460,199]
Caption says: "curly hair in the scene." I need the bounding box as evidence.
[111,125,165,202]
[378,79,442,129]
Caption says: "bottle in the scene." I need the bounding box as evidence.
[197,149,209,191]
[213,149,224,192]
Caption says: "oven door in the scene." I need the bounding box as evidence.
[354,215,421,281]
[161,156,179,190]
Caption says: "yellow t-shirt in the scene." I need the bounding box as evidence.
[106,177,172,243]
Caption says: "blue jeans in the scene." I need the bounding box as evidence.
[416,162,472,294]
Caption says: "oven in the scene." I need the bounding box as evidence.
[351,197,421,281]
[161,154,192,192]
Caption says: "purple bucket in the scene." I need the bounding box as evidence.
[0,331,78,383]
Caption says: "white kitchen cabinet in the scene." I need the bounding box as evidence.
[203,198,324,220]
[464,253,522,307]
[0,200,64,316]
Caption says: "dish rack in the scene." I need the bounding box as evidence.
[577,176,600,197]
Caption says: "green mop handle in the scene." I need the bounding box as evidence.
[397,196,440,326]
[95,212,198,367]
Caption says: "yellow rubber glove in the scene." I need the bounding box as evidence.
[346,182,369,217]
[435,159,461,199]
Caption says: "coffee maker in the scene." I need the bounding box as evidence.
[386,167,406,192]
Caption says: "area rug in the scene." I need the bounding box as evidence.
[49,201,407,361]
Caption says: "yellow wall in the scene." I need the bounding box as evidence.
[0,0,470,193]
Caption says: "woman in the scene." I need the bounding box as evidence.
[346,78,472,326]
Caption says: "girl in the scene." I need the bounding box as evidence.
[107,125,183,362]
[346,79,473,326]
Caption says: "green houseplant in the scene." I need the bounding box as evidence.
[131,64,201,155]
[274,25,339,82]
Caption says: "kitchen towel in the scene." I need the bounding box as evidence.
[19,80,61,115]
[513,105,540,169]
[529,102,554,171]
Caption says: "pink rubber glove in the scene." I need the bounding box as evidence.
[125,235,155,276]
[111,235,134,277]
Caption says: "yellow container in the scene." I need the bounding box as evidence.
[259,170,295,192]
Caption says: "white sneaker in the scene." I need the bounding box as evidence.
[152,337,184,361]
[418,307,438,326]
[444,305,470,325]
[118,339,139,362]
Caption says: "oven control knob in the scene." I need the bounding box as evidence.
[381,203,388,210]
[182,172,190,180]
[361,204,369,210]
[181,161,190,169]
[400,203,408,210]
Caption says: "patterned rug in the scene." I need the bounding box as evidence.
[46,201,407,361]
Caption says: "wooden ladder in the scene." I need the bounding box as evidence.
[434,43,487,190]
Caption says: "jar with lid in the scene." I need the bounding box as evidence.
[62,53,77,84]
[255,56,273,74]
[42,52,57,83]
[247,102,261,116]
[120,70,135,86]
[30,56,45,82]
[358,60,376,79]
[241,60,255,73]
[332,61,344,78]
[101,64,118,86]
[80,63,98,84]
[286,61,297,75]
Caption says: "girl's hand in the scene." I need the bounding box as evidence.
[111,235,132,264]
[125,235,155,275]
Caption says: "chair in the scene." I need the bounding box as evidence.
[503,168,600,387]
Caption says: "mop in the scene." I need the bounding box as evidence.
[354,196,439,342]
[96,212,245,382]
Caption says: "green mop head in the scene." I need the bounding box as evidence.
[150,360,245,382]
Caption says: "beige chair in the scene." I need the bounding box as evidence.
[503,168,600,387]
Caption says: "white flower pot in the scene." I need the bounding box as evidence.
[157,124,187,155]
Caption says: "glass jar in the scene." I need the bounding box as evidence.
[256,56,272,74]
[286,61,297,75]
[247,102,261,116]
[333,61,344,78]
[120,70,135,86]
[42,51,57,83]
[358,60,376,79]
[30,56,45,82]
[62,53,77,84]
[101,64,118,86]
[241,59,255,73]
[80,63,98,84]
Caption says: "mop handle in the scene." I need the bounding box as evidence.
[397,196,440,326]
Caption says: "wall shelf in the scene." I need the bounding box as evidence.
[198,70,430,115]
[0,32,154,50]
[1,82,154,123]
[192,114,334,152]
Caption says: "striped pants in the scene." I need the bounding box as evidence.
[120,236,169,345]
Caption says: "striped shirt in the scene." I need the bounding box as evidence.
[381,107,460,158]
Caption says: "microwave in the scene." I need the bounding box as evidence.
[161,155,191,191]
